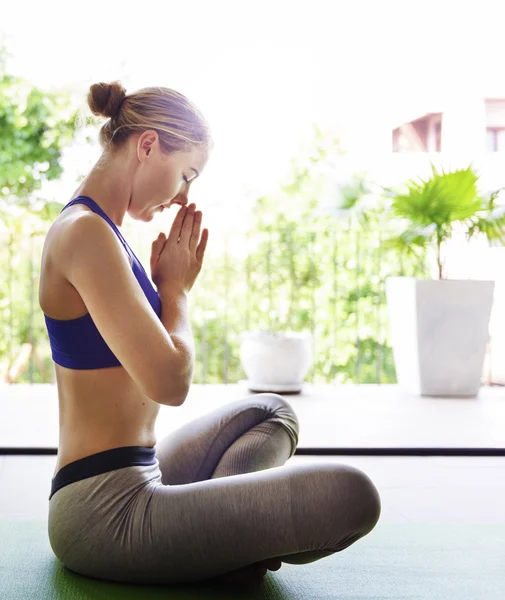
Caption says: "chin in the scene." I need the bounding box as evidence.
[133,210,155,223]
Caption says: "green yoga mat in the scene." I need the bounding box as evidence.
[0,519,503,599]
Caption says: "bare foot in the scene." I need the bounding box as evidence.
[209,558,282,587]
[257,558,282,571]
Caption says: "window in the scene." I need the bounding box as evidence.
[486,128,505,152]
[392,113,442,152]
[485,100,505,151]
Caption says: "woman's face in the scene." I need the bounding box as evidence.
[130,131,208,221]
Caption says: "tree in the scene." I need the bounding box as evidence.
[0,43,81,382]
[191,125,428,385]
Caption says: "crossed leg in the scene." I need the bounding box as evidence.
[154,393,380,586]
[155,393,299,584]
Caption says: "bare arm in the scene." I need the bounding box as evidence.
[60,213,193,406]
[158,289,196,403]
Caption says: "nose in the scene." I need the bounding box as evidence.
[171,198,188,208]
[173,189,189,206]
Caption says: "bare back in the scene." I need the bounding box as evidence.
[39,203,160,478]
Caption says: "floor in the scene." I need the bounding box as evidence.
[1,382,505,448]
[1,382,504,524]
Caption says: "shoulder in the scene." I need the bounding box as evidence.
[55,208,133,269]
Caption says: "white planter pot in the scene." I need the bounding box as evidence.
[239,331,313,387]
[386,277,495,397]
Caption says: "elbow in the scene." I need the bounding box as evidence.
[151,354,193,406]
[171,391,188,407]
[151,394,186,407]
[154,382,190,407]
[164,388,188,406]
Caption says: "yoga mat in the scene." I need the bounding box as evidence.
[1,519,503,599]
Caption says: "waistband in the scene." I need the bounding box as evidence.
[49,445,157,501]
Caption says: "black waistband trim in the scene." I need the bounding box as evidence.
[49,445,157,500]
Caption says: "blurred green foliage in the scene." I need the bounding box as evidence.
[0,51,428,385]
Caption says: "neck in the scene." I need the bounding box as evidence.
[71,154,134,227]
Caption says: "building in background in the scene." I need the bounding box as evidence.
[393,98,505,155]
[393,112,443,152]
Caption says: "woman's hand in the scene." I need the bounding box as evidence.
[150,203,209,295]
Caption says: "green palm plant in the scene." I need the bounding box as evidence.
[380,164,505,279]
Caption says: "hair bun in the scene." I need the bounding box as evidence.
[87,80,127,118]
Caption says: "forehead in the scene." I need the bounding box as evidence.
[183,146,208,171]
[161,146,208,173]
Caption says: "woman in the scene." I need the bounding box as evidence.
[39,80,381,587]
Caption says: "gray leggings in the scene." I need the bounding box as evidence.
[48,394,381,585]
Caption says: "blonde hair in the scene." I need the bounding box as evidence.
[87,80,213,157]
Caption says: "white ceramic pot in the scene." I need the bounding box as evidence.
[386,277,495,397]
[240,331,313,386]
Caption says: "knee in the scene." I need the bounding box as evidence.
[344,466,382,535]
[288,463,381,554]
[259,393,300,429]
[255,393,300,451]
[256,392,298,422]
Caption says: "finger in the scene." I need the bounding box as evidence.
[179,204,196,245]
[151,233,165,256]
[168,205,188,242]
[188,211,202,253]
[196,228,208,263]
[150,233,166,269]
[152,232,165,246]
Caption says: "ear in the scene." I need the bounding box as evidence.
[137,130,158,161]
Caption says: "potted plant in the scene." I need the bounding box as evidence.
[238,195,316,394]
[380,164,505,397]
[240,330,313,393]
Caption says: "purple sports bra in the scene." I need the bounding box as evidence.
[43,196,161,369]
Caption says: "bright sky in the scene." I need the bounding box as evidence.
[2,0,505,246]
